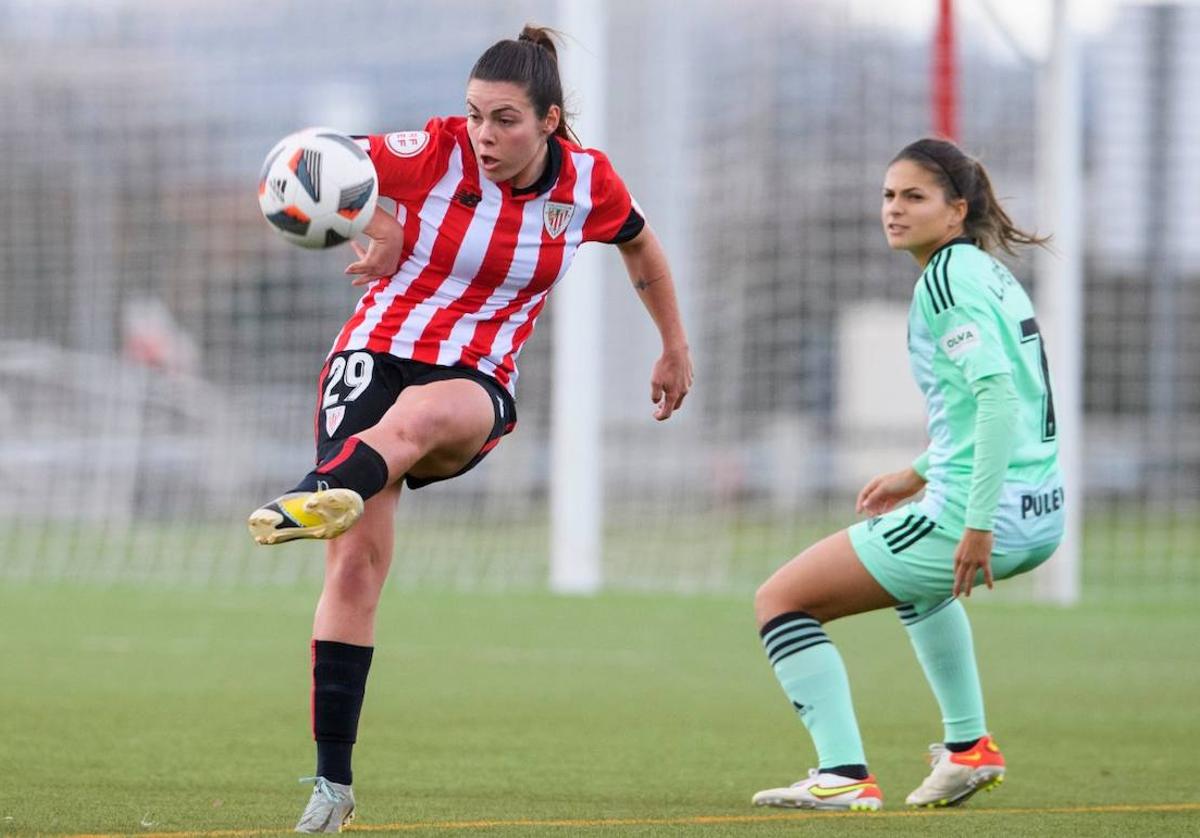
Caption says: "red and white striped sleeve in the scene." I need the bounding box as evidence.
[581,150,646,245]
[357,117,456,203]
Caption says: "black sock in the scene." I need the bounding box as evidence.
[316,741,354,786]
[820,763,870,780]
[293,437,389,502]
[312,640,374,785]
[945,737,983,753]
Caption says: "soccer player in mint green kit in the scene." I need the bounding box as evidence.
[751,137,1062,811]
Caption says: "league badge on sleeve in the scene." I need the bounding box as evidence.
[543,201,575,239]
[384,131,430,158]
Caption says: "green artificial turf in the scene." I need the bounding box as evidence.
[1,585,1197,836]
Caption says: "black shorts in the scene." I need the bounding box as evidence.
[314,350,517,490]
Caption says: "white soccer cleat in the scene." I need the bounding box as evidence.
[752,768,883,811]
[905,735,1006,808]
[248,489,364,545]
[295,776,355,833]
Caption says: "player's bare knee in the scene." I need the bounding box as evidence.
[381,405,449,461]
[368,416,424,463]
[325,534,389,588]
[755,578,797,626]
[324,556,386,604]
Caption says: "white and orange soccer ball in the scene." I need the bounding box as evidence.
[257,127,378,249]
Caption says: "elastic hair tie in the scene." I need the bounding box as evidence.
[910,148,964,199]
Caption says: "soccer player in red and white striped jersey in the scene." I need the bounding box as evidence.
[331,115,644,393]
[246,26,693,832]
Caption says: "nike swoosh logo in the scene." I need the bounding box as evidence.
[955,752,984,763]
[809,782,873,799]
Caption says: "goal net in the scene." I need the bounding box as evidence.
[0,0,1195,602]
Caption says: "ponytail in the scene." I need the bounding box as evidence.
[892,138,1049,256]
[470,25,577,143]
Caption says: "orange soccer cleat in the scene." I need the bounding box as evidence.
[905,734,1006,808]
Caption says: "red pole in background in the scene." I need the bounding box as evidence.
[933,0,959,141]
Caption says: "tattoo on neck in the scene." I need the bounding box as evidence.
[635,277,661,291]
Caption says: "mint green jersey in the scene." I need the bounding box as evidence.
[907,239,1063,549]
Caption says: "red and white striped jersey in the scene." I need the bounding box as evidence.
[331,116,644,395]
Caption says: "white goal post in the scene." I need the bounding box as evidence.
[1032,0,1083,605]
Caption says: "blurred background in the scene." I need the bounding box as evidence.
[0,0,1196,602]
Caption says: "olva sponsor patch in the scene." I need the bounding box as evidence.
[940,323,982,359]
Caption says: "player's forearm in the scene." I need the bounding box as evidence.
[618,227,688,350]
[638,275,689,352]
[363,206,403,241]
[965,373,1019,530]
[911,449,931,481]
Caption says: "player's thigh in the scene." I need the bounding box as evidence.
[375,377,496,476]
[847,504,967,607]
[756,529,898,625]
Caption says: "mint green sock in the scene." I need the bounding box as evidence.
[760,612,866,769]
[898,598,987,743]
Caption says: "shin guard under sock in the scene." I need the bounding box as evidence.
[898,598,987,744]
[293,437,389,502]
[312,639,374,785]
[760,611,868,772]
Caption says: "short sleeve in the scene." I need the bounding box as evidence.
[916,250,1011,383]
[359,117,454,203]
[581,151,645,244]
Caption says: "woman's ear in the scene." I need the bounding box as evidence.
[950,197,968,227]
[542,104,561,137]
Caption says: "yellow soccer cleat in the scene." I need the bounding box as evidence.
[247,489,364,545]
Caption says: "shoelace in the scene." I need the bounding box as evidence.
[925,743,949,766]
[791,768,820,787]
[299,776,344,802]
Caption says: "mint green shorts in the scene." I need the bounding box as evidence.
[848,503,1059,608]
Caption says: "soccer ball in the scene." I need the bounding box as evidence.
[257,127,378,249]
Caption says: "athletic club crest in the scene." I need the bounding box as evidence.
[543,201,574,239]
[324,405,346,436]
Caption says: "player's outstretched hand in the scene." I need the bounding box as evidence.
[651,344,693,421]
[953,528,995,597]
[345,238,402,286]
[345,208,404,286]
[856,467,926,516]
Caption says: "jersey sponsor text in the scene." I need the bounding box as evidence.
[940,323,982,359]
[1021,487,1064,519]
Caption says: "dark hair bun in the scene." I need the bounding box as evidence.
[518,25,559,61]
[471,24,573,141]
